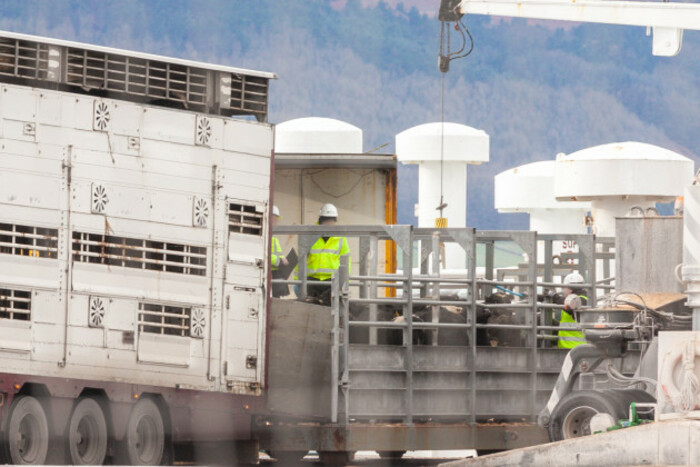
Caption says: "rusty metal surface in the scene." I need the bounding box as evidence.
[274,153,396,169]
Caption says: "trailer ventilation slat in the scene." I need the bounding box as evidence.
[0,33,272,121]
[0,37,50,79]
[138,302,191,337]
[72,232,207,276]
[0,223,59,258]
[65,49,212,107]
[230,74,269,116]
[0,287,31,321]
[228,203,264,236]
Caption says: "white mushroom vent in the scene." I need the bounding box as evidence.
[190,308,206,338]
[91,183,109,214]
[88,296,106,328]
[93,101,111,131]
[192,197,210,227]
[195,115,212,146]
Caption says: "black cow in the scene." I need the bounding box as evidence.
[349,303,430,346]
[477,292,527,347]
[414,305,469,346]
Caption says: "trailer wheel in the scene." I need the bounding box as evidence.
[377,450,406,459]
[5,395,49,465]
[67,398,108,465]
[318,450,355,466]
[121,399,165,465]
[548,390,628,441]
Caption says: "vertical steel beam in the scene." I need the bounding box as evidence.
[331,271,340,423]
[403,232,414,425]
[484,241,494,300]
[529,235,539,423]
[339,255,351,425]
[469,233,478,424]
[431,232,441,346]
[369,235,379,345]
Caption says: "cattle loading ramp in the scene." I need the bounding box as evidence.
[258,225,637,455]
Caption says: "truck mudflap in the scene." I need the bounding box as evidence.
[254,421,548,453]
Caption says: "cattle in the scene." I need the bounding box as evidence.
[348,292,528,347]
[414,305,469,346]
[477,292,527,347]
[348,303,430,346]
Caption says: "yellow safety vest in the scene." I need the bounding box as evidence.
[558,295,587,349]
[271,236,283,271]
[306,236,351,281]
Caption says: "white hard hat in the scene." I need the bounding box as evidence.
[272,205,280,217]
[564,272,585,286]
[319,203,338,218]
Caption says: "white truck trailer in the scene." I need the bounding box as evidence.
[0,30,275,465]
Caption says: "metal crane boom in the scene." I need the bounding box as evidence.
[447,0,700,56]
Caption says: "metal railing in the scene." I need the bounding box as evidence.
[271,225,624,426]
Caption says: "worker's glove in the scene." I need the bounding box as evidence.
[564,294,582,312]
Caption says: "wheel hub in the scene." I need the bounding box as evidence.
[562,405,598,438]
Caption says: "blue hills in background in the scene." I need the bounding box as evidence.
[1,0,697,229]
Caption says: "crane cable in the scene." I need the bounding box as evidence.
[437,71,447,228]
[437,19,474,228]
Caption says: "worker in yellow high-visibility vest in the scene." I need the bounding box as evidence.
[304,203,350,303]
[270,205,287,271]
[557,272,588,349]
[270,205,290,298]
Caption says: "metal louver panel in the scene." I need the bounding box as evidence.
[139,302,191,337]
[0,223,59,258]
[0,287,31,321]
[228,203,264,236]
[72,232,207,276]
[65,49,211,108]
[230,74,269,118]
[0,37,51,80]
[0,31,273,121]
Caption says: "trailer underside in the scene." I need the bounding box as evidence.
[254,421,549,453]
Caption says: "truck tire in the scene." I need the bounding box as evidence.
[548,390,627,442]
[5,395,50,465]
[67,397,108,465]
[319,450,355,466]
[120,399,165,465]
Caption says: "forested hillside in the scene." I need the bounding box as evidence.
[0,0,696,228]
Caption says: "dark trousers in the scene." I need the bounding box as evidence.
[271,269,290,298]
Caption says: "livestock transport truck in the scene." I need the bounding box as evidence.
[0,30,662,466]
[0,31,276,465]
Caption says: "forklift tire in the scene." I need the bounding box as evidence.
[548,390,628,442]
[612,388,656,419]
